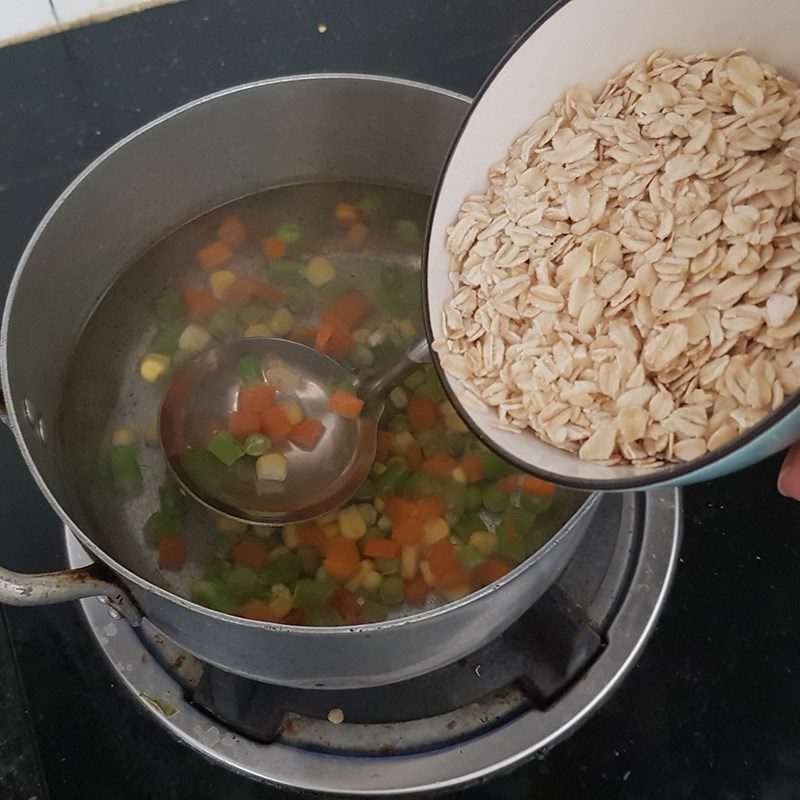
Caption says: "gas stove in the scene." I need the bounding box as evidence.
[65,490,679,795]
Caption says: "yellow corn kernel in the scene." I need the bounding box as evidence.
[271,583,292,600]
[469,531,499,557]
[178,324,211,352]
[245,323,272,338]
[345,559,374,593]
[419,560,436,588]
[356,504,377,526]
[398,318,416,338]
[361,570,382,593]
[322,522,341,539]
[279,399,303,425]
[209,269,237,299]
[338,506,367,540]
[400,544,419,579]
[451,467,468,485]
[269,307,294,336]
[267,589,293,619]
[391,431,416,456]
[373,497,386,512]
[139,353,169,383]
[422,517,450,547]
[317,511,339,527]
[281,524,299,548]
[215,515,249,535]
[305,256,335,286]
[266,545,290,561]
[441,585,470,601]
[111,427,137,447]
[256,453,288,481]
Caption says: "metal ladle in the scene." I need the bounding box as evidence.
[159,337,430,526]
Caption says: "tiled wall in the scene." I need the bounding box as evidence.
[0,0,182,45]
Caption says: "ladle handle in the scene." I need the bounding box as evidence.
[359,337,430,400]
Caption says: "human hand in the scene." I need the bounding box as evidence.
[778,443,800,500]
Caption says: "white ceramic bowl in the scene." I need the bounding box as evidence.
[424,0,800,490]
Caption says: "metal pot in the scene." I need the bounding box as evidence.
[0,74,601,689]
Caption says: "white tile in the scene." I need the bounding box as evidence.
[0,0,58,45]
[51,0,181,27]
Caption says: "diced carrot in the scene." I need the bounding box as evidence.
[497,475,522,493]
[331,586,363,624]
[315,325,333,353]
[324,537,361,582]
[197,240,232,271]
[324,326,354,358]
[376,430,394,461]
[392,518,425,545]
[335,202,359,226]
[407,396,438,432]
[404,573,428,604]
[261,405,294,441]
[238,599,283,623]
[296,523,326,548]
[231,539,269,572]
[332,290,371,328]
[260,236,286,260]
[158,537,185,570]
[218,215,247,250]
[522,475,556,497]
[320,309,350,330]
[219,278,257,306]
[238,384,276,414]
[251,281,288,305]
[405,440,424,471]
[289,418,324,451]
[460,455,483,484]
[183,289,217,322]
[473,558,512,587]
[345,222,367,250]
[428,539,469,590]
[363,538,401,559]
[283,609,307,626]
[291,326,316,344]
[328,391,364,419]
[227,410,262,442]
[384,496,417,523]
[415,495,444,521]
[421,453,457,479]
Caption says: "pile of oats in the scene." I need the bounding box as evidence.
[436,50,800,466]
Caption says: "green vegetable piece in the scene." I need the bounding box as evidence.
[388,414,410,433]
[403,370,428,391]
[457,544,486,573]
[156,293,185,321]
[453,510,488,539]
[416,428,448,459]
[350,343,375,368]
[143,510,181,541]
[445,431,467,458]
[268,258,305,287]
[378,574,405,605]
[297,546,321,577]
[478,448,517,480]
[243,433,270,456]
[357,192,382,217]
[518,493,552,515]
[209,309,241,338]
[237,303,270,327]
[259,553,301,587]
[483,485,510,514]
[359,527,385,548]
[190,579,237,614]
[237,355,264,385]
[170,348,196,370]
[179,449,224,492]
[150,322,184,356]
[307,608,343,627]
[374,557,401,575]
[286,283,315,314]
[442,480,467,520]
[353,478,374,501]
[380,265,410,293]
[497,508,532,564]
[293,578,336,609]
[276,221,301,244]
[464,486,483,511]
[361,598,388,623]
[373,461,410,495]
[395,219,421,244]
[159,485,183,516]
[207,431,244,466]
[203,558,230,580]
[413,379,447,402]
[329,379,357,395]
[371,335,406,361]
[109,446,142,487]
[401,472,441,500]
[224,566,261,601]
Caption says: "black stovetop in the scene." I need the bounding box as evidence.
[1,2,799,798]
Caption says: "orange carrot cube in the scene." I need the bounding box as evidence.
[197,240,232,271]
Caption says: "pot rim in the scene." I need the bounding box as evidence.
[1,71,600,635]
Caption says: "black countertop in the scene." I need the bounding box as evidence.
[1,2,799,798]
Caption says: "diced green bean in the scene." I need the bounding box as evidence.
[156,293,185,321]
[268,258,305,287]
[293,578,336,609]
[191,579,237,614]
[445,431,467,457]
[357,192,382,217]
[374,557,401,575]
[237,304,270,327]
[395,219,421,244]
[259,553,301,587]
[307,608,343,627]
[224,566,261,601]
[518,493,551,515]
[276,221,301,244]
[159,485,183,516]
[401,472,441,500]
[297,546,322,577]
[203,558,230,580]
[453,510,487,539]
[483,485,510,514]
[378,574,405,605]
[243,433,270,456]
[109,446,142,487]
[478,448,517,480]
[150,322,184,355]
[388,414,410,433]
[413,379,447,402]
[361,598,388,622]
[416,428,448,458]
[143,510,181,541]
[180,449,224,492]
[464,486,483,511]
[442,480,466,520]
[373,461,409,495]
[457,544,486,573]
[353,478,374,501]
[209,309,241,338]
[207,431,244,465]
[350,343,375,368]
[286,284,315,314]
[403,370,427,391]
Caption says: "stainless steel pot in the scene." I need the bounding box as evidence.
[0,74,601,689]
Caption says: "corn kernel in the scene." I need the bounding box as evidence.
[400,544,419,579]
[352,328,370,344]
[267,590,293,619]
[322,522,341,539]
[419,561,436,588]
[282,525,299,548]
[388,387,408,410]
[111,427,137,447]
[256,453,288,481]
[209,269,237,299]
[373,496,386,512]
[469,531,499,557]
[215,515,249,535]
[391,431,415,455]
[270,307,294,336]
[451,467,468,485]
[361,570,382,593]
[338,506,367,540]
[367,330,385,348]
[441,585,470,601]
[423,517,450,547]
[305,256,335,286]
[398,318,416,338]
[245,323,272,338]
[317,511,339,527]
[376,514,393,532]
[279,399,303,425]
[179,324,211,352]
[266,545,290,561]
[345,559,374,593]
[271,582,292,600]
[140,353,169,382]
